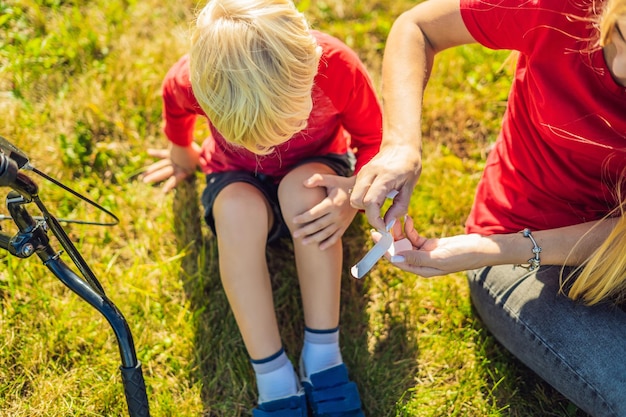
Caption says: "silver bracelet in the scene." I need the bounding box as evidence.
[515,228,542,271]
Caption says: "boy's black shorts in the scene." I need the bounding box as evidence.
[201,153,354,243]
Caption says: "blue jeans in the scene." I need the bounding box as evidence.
[468,265,626,417]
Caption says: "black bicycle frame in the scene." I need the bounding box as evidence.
[0,152,150,417]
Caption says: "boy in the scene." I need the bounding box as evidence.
[143,0,382,415]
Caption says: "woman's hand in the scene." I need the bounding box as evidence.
[374,216,624,277]
[291,173,358,250]
[142,143,201,193]
[349,143,422,231]
[372,215,497,277]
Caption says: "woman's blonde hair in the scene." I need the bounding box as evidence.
[189,0,321,155]
[567,200,626,305]
[563,0,626,306]
[598,0,626,46]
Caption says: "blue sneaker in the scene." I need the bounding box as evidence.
[300,362,365,417]
[252,389,308,417]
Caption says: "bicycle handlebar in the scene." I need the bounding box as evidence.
[44,250,150,417]
[0,151,150,417]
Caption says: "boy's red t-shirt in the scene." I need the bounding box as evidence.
[460,0,626,234]
[161,30,382,179]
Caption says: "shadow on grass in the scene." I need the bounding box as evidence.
[170,177,419,416]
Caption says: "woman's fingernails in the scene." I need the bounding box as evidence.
[391,255,405,263]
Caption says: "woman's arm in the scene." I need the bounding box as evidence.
[350,0,476,231]
[382,216,620,277]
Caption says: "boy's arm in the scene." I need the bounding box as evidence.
[143,56,202,192]
[142,143,200,193]
[161,55,201,147]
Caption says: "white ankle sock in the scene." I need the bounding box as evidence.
[301,327,343,377]
[251,348,299,403]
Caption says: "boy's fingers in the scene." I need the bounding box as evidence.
[143,158,172,175]
[142,165,173,184]
[147,148,169,158]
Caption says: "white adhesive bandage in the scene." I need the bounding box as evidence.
[351,229,393,279]
[350,190,411,279]
[350,232,412,279]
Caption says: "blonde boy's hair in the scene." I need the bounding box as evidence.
[190,0,321,155]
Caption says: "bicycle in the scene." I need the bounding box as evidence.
[0,136,150,417]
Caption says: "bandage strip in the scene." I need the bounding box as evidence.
[350,190,411,279]
[350,229,394,279]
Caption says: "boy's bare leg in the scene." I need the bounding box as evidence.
[213,182,281,360]
[278,163,342,331]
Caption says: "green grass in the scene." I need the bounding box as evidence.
[0,0,591,416]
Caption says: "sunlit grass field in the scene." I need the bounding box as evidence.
[1,0,590,416]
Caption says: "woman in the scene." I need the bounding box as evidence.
[350,0,626,415]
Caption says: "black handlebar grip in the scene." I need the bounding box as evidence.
[0,153,18,187]
[120,362,150,417]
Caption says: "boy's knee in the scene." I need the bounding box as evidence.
[214,183,272,227]
[278,163,331,211]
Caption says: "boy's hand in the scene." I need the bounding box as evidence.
[291,173,357,250]
[142,143,200,193]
